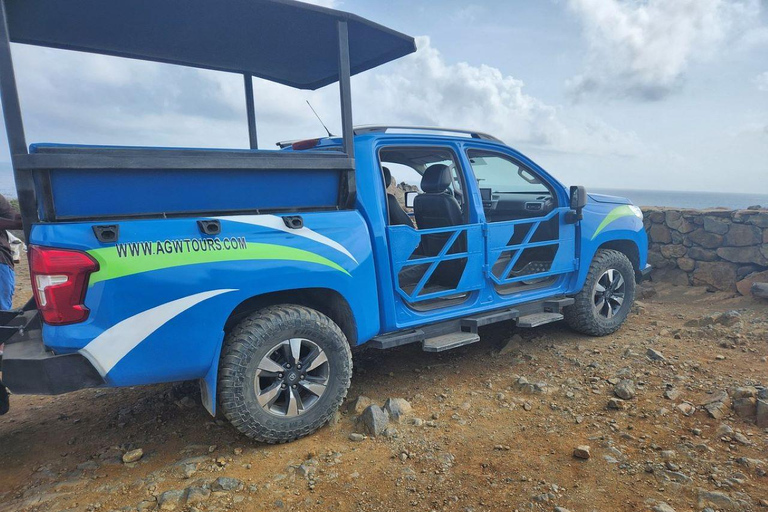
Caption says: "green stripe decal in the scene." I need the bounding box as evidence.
[591,205,635,241]
[87,242,350,286]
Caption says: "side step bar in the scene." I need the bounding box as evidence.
[368,296,575,352]
[516,312,564,328]
[423,332,480,352]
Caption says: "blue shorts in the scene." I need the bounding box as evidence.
[0,264,15,310]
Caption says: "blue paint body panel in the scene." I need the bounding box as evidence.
[26,132,647,411]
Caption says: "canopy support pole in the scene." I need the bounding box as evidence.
[337,21,353,159]
[243,74,258,150]
[0,0,36,239]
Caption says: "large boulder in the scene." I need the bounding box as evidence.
[692,262,738,291]
[736,270,768,296]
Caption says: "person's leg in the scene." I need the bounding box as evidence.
[0,263,14,310]
[0,264,14,414]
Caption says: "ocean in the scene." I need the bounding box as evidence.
[591,189,768,210]
[0,169,764,210]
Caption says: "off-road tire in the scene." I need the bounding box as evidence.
[218,305,352,443]
[565,249,636,336]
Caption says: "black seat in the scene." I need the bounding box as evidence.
[413,164,466,287]
[382,167,413,228]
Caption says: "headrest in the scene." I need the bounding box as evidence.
[383,166,392,188]
[421,164,451,193]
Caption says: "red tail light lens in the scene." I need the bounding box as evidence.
[29,245,99,325]
[291,138,320,150]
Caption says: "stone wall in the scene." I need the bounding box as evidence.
[642,206,768,293]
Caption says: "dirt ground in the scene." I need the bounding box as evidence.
[1,257,767,512]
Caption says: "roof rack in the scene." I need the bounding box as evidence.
[353,125,503,142]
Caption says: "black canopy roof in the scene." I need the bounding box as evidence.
[4,0,416,90]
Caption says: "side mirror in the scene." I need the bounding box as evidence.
[404,191,418,209]
[567,186,587,223]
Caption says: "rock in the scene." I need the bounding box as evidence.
[732,432,751,445]
[646,348,666,362]
[383,398,412,423]
[677,257,696,272]
[724,224,762,247]
[359,405,389,437]
[348,433,366,442]
[754,283,768,299]
[649,224,672,244]
[514,376,550,395]
[652,503,676,512]
[664,387,680,400]
[677,402,695,416]
[717,246,768,266]
[660,244,687,259]
[687,246,718,261]
[185,487,211,505]
[554,508,573,512]
[613,379,636,400]
[498,334,523,355]
[697,490,740,511]
[703,217,730,235]
[607,398,625,410]
[730,386,757,399]
[158,490,184,511]
[688,228,724,249]
[732,397,757,418]
[122,448,144,464]
[211,477,243,492]
[347,395,372,415]
[757,399,768,428]
[692,262,738,291]
[736,270,768,296]
[704,399,730,420]
[573,446,591,460]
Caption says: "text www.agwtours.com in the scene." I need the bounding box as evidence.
[115,237,248,257]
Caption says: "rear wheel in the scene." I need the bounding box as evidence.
[218,305,352,443]
[565,249,636,336]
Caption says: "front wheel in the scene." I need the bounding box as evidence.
[565,249,636,336]
[218,305,352,443]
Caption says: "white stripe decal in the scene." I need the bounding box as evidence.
[215,215,358,264]
[80,289,237,377]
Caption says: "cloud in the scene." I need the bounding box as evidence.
[9,36,640,161]
[300,0,340,8]
[352,37,641,157]
[756,71,768,92]
[566,0,762,101]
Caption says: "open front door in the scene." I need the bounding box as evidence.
[465,148,577,296]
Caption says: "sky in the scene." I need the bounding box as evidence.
[0,0,766,194]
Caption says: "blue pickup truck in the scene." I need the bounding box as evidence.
[0,0,648,442]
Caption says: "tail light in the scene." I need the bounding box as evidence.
[29,245,99,325]
[291,138,320,150]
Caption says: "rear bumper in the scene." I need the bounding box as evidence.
[636,264,652,283]
[0,303,104,395]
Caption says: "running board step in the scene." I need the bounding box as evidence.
[369,329,425,350]
[423,332,481,352]
[516,312,564,328]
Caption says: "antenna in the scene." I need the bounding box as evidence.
[307,101,334,137]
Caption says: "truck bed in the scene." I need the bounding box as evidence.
[26,143,355,220]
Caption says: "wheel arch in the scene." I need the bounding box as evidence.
[201,287,357,417]
[597,239,640,272]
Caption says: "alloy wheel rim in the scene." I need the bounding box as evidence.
[254,338,329,417]
[593,268,626,319]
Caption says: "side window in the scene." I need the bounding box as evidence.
[379,147,468,228]
[467,149,555,223]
